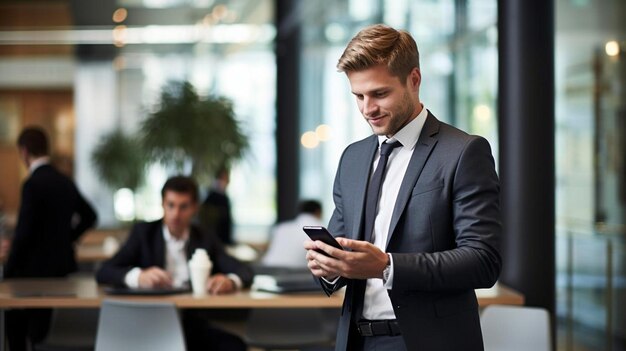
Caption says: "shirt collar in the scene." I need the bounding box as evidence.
[162,224,189,244]
[377,104,428,150]
[29,156,50,174]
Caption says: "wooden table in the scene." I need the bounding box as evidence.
[0,277,523,351]
[0,276,344,309]
[0,276,523,309]
[76,245,113,263]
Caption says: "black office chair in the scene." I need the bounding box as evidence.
[33,308,99,351]
[244,308,336,351]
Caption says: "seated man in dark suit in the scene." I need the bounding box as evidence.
[6,126,98,351]
[96,176,252,351]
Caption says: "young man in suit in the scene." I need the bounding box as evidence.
[304,24,502,350]
[5,126,98,351]
[96,176,252,351]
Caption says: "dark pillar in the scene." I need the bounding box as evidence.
[275,0,301,222]
[498,0,555,316]
[70,0,118,60]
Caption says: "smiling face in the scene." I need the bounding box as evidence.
[347,64,422,137]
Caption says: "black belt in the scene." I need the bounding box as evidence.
[356,319,402,337]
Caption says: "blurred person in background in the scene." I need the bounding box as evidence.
[198,167,234,245]
[0,198,10,275]
[262,200,323,268]
[96,175,252,351]
[5,126,97,351]
[0,197,7,263]
[0,238,8,265]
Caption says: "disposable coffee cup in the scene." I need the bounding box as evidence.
[188,249,212,297]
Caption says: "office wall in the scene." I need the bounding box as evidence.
[0,90,74,218]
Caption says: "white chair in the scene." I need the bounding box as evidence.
[95,299,186,351]
[481,305,551,351]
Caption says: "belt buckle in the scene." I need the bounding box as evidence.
[358,322,374,336]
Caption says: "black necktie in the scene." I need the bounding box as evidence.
[352,140,402,322]
[363,140,402,243]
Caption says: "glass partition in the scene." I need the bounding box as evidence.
[555,0,626,349]
[0,0,276,243]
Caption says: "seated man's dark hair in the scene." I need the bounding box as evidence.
[161,176,199,203]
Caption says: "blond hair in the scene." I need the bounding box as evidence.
[337,24,419,81]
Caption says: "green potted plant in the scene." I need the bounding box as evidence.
[91,128,146,192]
[141,81,249,186]
[91,128,147,222]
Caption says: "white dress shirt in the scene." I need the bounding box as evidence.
[163,225,191,287]
[361,106,427,320]
[28,156,50,174]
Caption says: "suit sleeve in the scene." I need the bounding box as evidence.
[96,225,143,285]
[5,181,38,277]
[70,187,98,242]
[321,147,350,295]
[393,136,502,292]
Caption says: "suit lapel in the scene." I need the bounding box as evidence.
[353,136,379,240]
[386,112,440,248]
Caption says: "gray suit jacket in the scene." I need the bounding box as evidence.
[322,112,502,350]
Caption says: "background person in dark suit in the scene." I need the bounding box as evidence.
[198,167,234,245]
[96,176,252,351]
[5,126,98,351]
[304,24,502,351]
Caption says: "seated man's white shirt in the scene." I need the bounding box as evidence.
[164,226,190,287]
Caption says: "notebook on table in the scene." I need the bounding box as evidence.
[252,272,321,294]
[103,285,191,296]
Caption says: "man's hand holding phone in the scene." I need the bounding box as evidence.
[303,227,390,280]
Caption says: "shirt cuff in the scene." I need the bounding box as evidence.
[383,254,395,289]
[124,267,141,288]
[226,273,243,290]
[322,275,340,285]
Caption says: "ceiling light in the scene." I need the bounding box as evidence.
[301,131,319,149]
[112,8,128,23]
[605,40,620,57]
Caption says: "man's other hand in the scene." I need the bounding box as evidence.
[138,267,173,288]
[206,273,236,295]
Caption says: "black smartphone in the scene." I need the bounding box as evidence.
[302,226,344,257]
